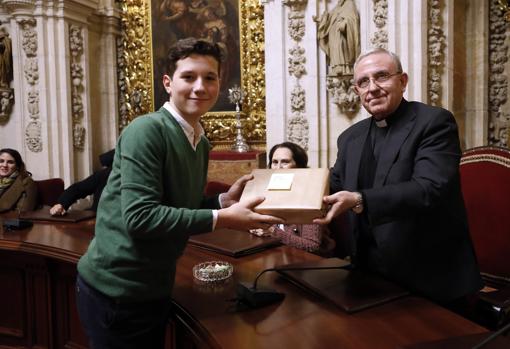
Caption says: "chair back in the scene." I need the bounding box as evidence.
[204,181,231,196]
[35,178,65,207]
[460,146,510,282]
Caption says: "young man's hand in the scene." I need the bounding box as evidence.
[216,196,284,230]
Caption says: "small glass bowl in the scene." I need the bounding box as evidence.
[193,261,233,282]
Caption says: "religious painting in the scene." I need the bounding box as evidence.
[151,0,240,111]
[118,0,266,148]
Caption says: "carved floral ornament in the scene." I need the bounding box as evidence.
[283,0,309,150]
[489,0,510,147]
[69,24,85,150]
[118,0,267,149]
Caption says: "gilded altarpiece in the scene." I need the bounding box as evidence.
[117,0,266,149]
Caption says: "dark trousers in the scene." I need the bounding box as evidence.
[76,273,171,349]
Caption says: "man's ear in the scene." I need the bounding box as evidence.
[162,75,172,94]
[400,72,409,92]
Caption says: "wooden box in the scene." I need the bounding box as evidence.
[240,168,329,224]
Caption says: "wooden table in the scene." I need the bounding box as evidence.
[0,216,489,349]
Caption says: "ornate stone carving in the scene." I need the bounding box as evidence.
[282,0,308,6]
[316,0,360,76]
[0,27,13,89]
[288,8,305,41]
[288,45,307,78]
[69,24,85,150]
[27,90,38,116]
[19,17,42,152]
[23,57,38,85]
[290,84,305,112]
[371,0,388,49]
[120,0,266,148]
[116,36,129,129]
[0,26,14,123]
[488,0,509,147]
[287,113,309,150]
[427,0,446,106]
[0,88,14,122]
[284,0,309,149]
[326,76,359,114]
[315,0,361,112]
[20,19,37,57]
[25,120,42,153]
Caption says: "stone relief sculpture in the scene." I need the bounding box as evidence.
[0,25,14,123]
[315,0,360,114]
[20,18,42,152]
[316,0,360,76]
[0,26,13,88]
[283,0,310,150]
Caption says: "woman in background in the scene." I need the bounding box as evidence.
[0,148,37,213]
[266,142,335,256]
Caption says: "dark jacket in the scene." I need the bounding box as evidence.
[0,172,38,213]
[330,99,482,302]
[57,149,114,211]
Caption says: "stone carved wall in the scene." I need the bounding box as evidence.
[427,0,446,106]
[283,0,309,150]
[371,0,388,49]
[489,0,509,147]
[20,18,42,152]
[69,24,86,151]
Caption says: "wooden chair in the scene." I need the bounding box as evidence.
[460,146,510,329]
[35,178,65,207]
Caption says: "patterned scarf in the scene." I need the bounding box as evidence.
[0,170,19,197]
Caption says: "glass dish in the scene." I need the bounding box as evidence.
[193,261,233,282]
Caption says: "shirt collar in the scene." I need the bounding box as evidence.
[163,102,205,149]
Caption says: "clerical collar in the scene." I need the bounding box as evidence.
[375,119,388,128]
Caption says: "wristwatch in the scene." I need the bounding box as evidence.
[351,192,364,214]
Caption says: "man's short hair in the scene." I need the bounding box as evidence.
[165,37,224,77]
[353,48,403,75]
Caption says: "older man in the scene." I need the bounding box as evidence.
[315,48,482,304]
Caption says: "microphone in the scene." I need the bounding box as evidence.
[471,321,510,349]
[236,259,352,308]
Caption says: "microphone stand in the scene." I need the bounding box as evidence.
[236,263,352,308]
[471,321,510,349]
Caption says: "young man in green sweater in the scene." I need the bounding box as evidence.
[76,38,283,349]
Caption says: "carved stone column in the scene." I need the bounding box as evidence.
[0,0,119,185]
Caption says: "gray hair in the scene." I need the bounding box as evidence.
[353,48,403,75]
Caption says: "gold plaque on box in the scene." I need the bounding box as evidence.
[240,168,330,224]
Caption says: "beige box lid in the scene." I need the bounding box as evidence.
[240,168,330,224]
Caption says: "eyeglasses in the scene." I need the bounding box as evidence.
[354,72,402,90]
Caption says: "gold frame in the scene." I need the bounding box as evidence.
[118,0,266,149]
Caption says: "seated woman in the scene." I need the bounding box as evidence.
[265,142,335,256]
[0,148,38,213]
[50,149,114,216]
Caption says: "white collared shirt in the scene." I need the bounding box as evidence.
[162,101,222,229]
[163,102,205,150]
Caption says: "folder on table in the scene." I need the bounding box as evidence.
[20,207,96,223]
[276,258,409,313]
[188,228,281,257]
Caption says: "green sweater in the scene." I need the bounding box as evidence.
[78,108,218,302]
